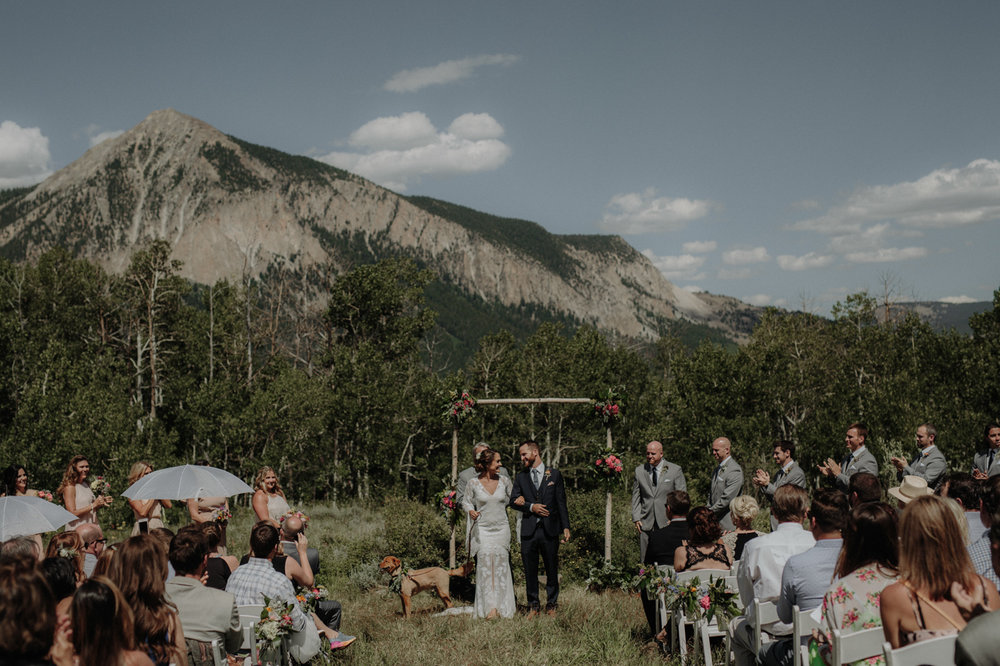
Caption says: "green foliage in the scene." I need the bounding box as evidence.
[0,185,34,208]
[199,141,266,192]
[229,136,354,185]
[380,497,450,567]
[584,560,633,592]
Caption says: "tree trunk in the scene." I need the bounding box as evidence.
[605,426,613,562]
[449,427,458,568]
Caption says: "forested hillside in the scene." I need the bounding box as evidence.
[0,245,997,533]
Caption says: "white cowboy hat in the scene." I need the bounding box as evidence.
[887,475,931,504]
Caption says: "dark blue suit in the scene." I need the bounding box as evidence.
[509,465,570,609]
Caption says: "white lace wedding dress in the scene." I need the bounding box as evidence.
[462,475,516,619]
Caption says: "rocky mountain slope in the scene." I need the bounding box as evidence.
[0,109,760,344]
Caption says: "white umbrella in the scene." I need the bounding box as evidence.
[0,495,78,540]
[121,464,252,500]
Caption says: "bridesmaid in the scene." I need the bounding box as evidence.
[252,466,289,526]
[126,461,172,536]
[3,464,39,497]
[186,459,230,555]
[57,455,111,531]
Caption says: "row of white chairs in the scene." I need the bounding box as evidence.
[655,566,959,666]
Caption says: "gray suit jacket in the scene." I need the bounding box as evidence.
[763,461,806,497]
[900,446,947,489]
[164,576,242,653]
[456,464,509,507]
[972,448,1000,478]
[834,447,878,490]
[956,607,1000,666]
[281,541,320,575]
[708,458,744,521]
[632,461,687,530]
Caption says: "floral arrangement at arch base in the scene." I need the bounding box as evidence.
[434,487,461,526]
[635,569,740,625]
[442,390,476,427]
[592,387,624,427]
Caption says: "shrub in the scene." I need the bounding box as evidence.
[381,496,450,567]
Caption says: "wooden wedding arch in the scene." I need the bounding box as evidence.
[447,396,618,568]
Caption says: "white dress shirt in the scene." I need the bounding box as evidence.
[737,522,815,636]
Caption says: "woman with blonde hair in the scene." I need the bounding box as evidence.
[57,455,111,530]
[126,461,172,536]
[880,495,1000,648]
[252,466,289,526]
[45,531,85,583]
[72,576,153,666]
[721,495,762,560]
[108,535,186,665]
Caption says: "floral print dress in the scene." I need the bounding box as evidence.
[821,566,899,666]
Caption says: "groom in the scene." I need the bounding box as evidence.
[510,440,571,617]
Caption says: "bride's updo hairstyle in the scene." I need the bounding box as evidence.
[474,448,499,474]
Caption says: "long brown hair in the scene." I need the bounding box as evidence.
[834,502,898,578]
[72,576,136,666]
[899,495,977,598]
[56,455,88,496]
[108,535,182,665]
[45,532,85,583]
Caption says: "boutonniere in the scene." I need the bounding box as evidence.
[544,470,551,480]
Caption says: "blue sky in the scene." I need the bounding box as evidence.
[2,1,999,313]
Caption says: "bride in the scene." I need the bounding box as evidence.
[462,447,516,619]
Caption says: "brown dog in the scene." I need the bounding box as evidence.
[379,555,473,618]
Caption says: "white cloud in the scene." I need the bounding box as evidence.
[792,158,1000,232]
[599,188,716,234]
[641,249,706,281]
[88,129,123,147]
[828,223,893,254]
[385,54,520,93]
[843,247,928,263]
[0,120,52,187]
[722,246,770,265]
[348,112,438,151]
[319,112,510,191]
[776,252,834,271]
[682,240,717,253]
[746,294,774,306]
[940,295,977,304]
[680,284,704,293]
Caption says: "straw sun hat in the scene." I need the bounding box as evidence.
[888,475,932,504]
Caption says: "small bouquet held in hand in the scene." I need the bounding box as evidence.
[89,476,111,496]
[213,507,232,524]
[36,489,54,502]
[295,584,328,615]
[256,596,295,652]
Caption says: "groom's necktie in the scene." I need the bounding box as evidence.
[532,468,541,491]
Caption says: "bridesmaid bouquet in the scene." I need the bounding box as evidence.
[213,508,232,524]
[37,490,54,501]
[90,476,111,495]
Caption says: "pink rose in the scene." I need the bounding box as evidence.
[700,595,711,610]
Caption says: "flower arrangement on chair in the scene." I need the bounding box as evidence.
[294,585,328,615]
[256,596,295,659]
[638,570,740,625]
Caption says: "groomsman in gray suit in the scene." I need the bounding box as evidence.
[971,424,1000,480]
[752,440,807,530]
[632,440,687,561]
[890,423,947,491]
[708,437,744,531]
[818,423,878,491]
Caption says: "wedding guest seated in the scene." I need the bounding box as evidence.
[847,471,882,506]
[956,522,1000,665]
[642,490,690,641]
[72,576,153,666]
[818,503,899,666]
[45,532,84,584]
[968,476,1000,588]
[721,495,762,561]
[226,522,323,660]
[41,556,79,620]
[149,527,176,581]
[198,522,236,591]
[940,472,983,539]
[1,534,41,563]
[92,543,118,578]
[108,535,186,665]
[239,522,314,587]
[674,506,733,572]
[765,489,848,665]
[0,560,73,666]
[77,523,106,577]
[880,495,1000,649]
[280,515,343,632]
[164,526,241,665]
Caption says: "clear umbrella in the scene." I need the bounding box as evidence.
[121,464,252,500]
[0,495,78,540]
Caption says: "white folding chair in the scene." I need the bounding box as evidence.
[792,604,822,666]
[208,638,225,666]
[237,605,263,665]
[830,627,884,665]
[672,570,733,666]
[882,635,957,666]
[655,564,674,639]
[753,600,781,655]
[694,574,741,666]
